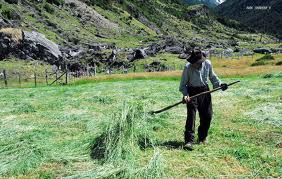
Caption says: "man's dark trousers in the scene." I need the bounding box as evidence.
[185,85,213,143]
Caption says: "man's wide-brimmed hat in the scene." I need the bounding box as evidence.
[187,49,207,64]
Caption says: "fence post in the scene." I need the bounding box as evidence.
[94,64,97,76]
[45,69,48,85]
[34,72,37,87]
[56,71,58,84]
[87,64,90,76]
[3,69,8,88]
[18,72,21,87]
[65,66,68,85]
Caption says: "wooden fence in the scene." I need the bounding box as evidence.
[0,52,270,89]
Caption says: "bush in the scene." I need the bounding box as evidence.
[251,61,267,66]
[43,3,55,14]
[276,61,282,66]
[1,7,14,19]
[256,54,274,61]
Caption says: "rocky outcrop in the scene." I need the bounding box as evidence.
[0,28,62,64]
[65,0,119,30]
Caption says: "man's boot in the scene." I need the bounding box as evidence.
[183,142,193,150]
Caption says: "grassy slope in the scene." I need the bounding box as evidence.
[1,0,279,49]
[0,72,281,177]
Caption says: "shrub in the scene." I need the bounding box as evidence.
[262,74,274,78]
[1,7,14,19]
[276,61,282,66]
[256,54,274,61]
[43,3,55,14]
[251,61,267,66]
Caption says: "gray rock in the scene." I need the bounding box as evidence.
[0,18,7,28]
[178,53,189,59]
[107,49,117,62]
[128,49,147,62]
[240,49,254,56]
[138,15,161,34]
[5,0,18,4]
[145,43,164,56]
[23,31,62,61]
[165,46,184,54]
[253,48,272,54]
[270,48,282,53]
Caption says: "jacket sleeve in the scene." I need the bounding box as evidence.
[179,66,189,96]
[207,60,221,88]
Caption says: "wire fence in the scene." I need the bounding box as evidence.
[0,52,272,89]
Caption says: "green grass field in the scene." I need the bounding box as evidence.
[0,72,281,178]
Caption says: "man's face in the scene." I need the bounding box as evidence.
[192,62,202,69]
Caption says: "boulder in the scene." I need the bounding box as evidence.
[22,31,62,63]
[253,48,272,54]
[0,17,8,28]
[165,46,184,54]
[178,53,189,59]
[128,48,147,62]
[144,60,169,72]
[240,49,254,56]
[270,48,282,53]
[87,42,114,51]
[145,43,164,56]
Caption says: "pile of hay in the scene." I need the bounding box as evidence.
[89,102,165,178]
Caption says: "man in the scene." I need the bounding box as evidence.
[179,48,228,150]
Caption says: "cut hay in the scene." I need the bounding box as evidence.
[89,102,166,178]
[90,102,153,163]
[245,102,282,126]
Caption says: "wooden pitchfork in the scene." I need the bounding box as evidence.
[149,81,240,115]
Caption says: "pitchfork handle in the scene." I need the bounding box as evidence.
[150,80,240,114]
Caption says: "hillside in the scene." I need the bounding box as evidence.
[216,0,282,39]
[0,0,244,47]
[0,0,280,71]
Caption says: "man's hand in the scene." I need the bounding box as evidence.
[221,83,228,91]
[182,96,191,103]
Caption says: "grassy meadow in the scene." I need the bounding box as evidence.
[0,67,281,177]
